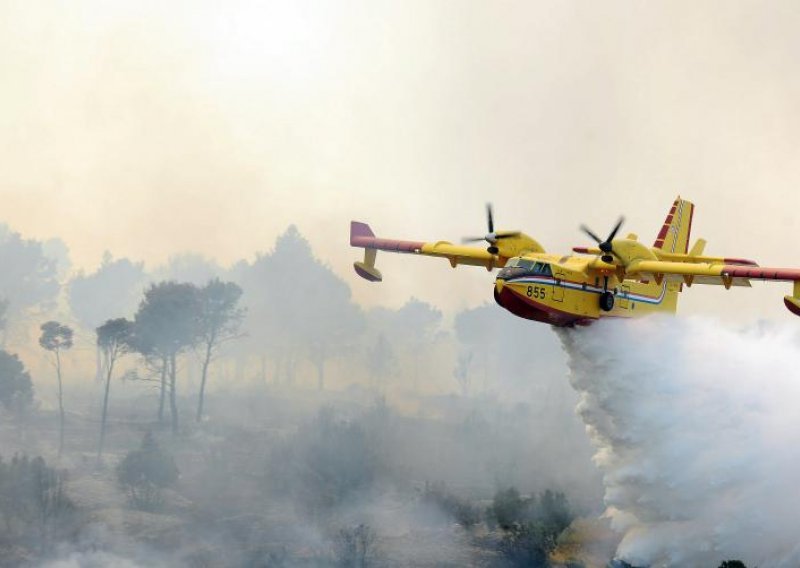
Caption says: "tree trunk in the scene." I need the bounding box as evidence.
[97,354,115,463]
[169,353,178,434]
[196,343,212,422]
[158,356,167,423]
[56,350,64,458]
[95,344,103,382]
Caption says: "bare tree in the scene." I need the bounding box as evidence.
[195,279,244,422]
[96,318,133,463]
[38,321,73,457]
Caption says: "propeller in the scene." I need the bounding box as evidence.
[462,204,521,254]
[580,216,625,263]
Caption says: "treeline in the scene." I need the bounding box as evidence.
[0,222,565,433]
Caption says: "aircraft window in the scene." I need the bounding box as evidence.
[539,264,553,276]
[504,258,518,268]
[518,259,535,271]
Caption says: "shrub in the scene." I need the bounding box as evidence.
[117,432,178,510]
[490,487,527,530]
[536,489,572,534]
[268,408,379,514]
[422,482,481,528]
[500,521,557,566]
[333,523,376,567]
[490,487,575,567]
[0,453,76,548]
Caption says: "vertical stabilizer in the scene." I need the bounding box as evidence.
[653,197,695,254]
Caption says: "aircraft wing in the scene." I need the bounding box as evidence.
[626,258,800,312]
[350,221,502,281]
[627,260,800,284]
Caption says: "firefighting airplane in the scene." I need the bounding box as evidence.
[350,197,800,326]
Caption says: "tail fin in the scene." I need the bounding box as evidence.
[653,197,695,254]
[350,221,376,246]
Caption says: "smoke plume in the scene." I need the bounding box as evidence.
[559,316,800,567]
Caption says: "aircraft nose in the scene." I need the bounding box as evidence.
[495,278,505,294]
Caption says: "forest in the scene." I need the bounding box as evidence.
[0,223,748,568]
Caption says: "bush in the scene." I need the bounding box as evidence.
[117,432,178,511]
[268,408,379,513]
[422,482,481,528]
[719,562,748,568]
[536,489,572,534]
[333,523,376,567]
[0,453,76,548]
[490,487,575,567]
[499,521,555,567]
[490,487,527,530]
[490,487,574,532]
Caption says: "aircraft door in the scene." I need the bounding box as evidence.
[620,283,630,309]
[552,271,565,302]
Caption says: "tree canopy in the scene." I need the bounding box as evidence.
[240,225,364,385]
[0,226,62,317]
[68,252,146,329]
[0,350,33,413]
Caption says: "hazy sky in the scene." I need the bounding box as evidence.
[1,1,799,321]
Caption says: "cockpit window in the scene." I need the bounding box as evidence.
[503,258,553,276]
[517,259,535,271]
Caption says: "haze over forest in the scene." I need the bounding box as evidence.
[0,222,609,566]
[1,2,798,566]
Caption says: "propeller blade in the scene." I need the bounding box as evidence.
[580,224,604,244]
[461,236,487,243]
[486,203,494,234]
[494,231,522,239]
[606,216,625,242]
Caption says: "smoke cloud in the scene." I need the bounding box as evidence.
[559,316,800,567]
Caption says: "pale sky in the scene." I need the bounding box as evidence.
[1,1,799,322]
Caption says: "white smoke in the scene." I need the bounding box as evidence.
[558,316,800,567]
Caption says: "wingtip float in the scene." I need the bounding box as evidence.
[350,198,800,326]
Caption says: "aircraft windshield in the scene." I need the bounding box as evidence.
[502,258,552,276]
[517,259,534,270]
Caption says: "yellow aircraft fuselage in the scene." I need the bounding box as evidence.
[493,253,679,326]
